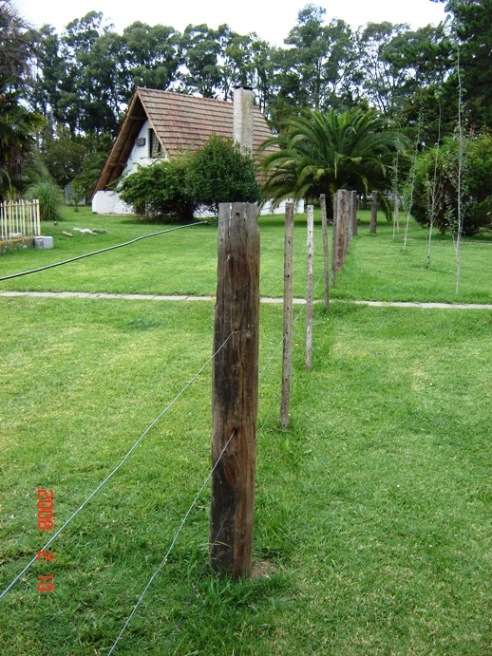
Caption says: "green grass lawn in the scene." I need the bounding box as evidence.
[0,207,491,655]
[0,206,491,304]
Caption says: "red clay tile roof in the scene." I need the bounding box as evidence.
[94,88,274,193]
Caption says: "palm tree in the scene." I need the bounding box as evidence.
[0,0,44,198]
[261,107,406,216]
[0,93,44,197]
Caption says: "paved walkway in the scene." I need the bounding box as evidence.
[1,290,491,310]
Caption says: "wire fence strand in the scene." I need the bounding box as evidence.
[0,331,233,602]
[3,207,332,656]
[106,430,236,656]
[106,269,326,654]
[0,221,209,282]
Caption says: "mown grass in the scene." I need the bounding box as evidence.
[0,206,491,304]
[0,206,491,655]
[1,299,491,655]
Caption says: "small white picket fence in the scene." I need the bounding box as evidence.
[0,199,41,244]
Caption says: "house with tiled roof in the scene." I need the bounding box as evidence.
[92,87,289,216]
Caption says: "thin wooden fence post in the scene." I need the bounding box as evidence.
[305,205,314,370]
[343,190,351,261]
[320,194,330,310]
[0,202,4,241]
[337,190,347,271]
[332,192,338,285]
[34,199,41,236]
[210,202,260,579]
[280,202,294,429]
[351,190,358,237]
[370,190,378,233]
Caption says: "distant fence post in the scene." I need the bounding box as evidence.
[332,193,338,285]
[280,202,294,429]
[351,190,358,237]
[337,190,348,271]
[370,190,378,233]
[320,194,330,310]
[305,205,314,370]
[210,202,260,579]
[344,190,351,260]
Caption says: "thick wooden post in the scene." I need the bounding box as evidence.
[305,205,314,370]
[320,194,330,309]
[370,190,378,233]
[210,202,260,578]
[280,203,294,429]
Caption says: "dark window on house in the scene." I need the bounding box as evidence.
[148,128,162,158]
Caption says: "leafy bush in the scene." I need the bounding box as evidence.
[118,158,196,223]
[25,180,64,222]
[117,136,261,222]
[185,135,261,213]
[411,132,492,237]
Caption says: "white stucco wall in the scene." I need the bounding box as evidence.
[92,191,134,215]
[259,199,305,216]
[92,120,169,214]
[123,119,162,175]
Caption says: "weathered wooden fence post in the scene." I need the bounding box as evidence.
[210,202,260,578]
[337,190,348,271]
[351,190,358,237]
[344,190,351,260]
[370,190,378,233]
[305,205,314,370]
[320,194,330,309]
[280,202,294,429]
[332,193,338,285]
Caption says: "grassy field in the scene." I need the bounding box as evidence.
[0,206,491,303]
[0,207,491,655]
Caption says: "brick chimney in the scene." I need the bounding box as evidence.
[233,87,254,152]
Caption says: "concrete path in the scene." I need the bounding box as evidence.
[1,290,491,310]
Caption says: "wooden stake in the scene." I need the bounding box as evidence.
[351,190,358,237]
[305,205,314,370]
[320,194,330,310]
[280,203,294,429]
[343,190,351,260]
[210,202,260,578]
[332,192,338,285]
[370,190,378,233]
[337,190,347,271]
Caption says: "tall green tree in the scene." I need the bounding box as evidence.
[356,21,456,145]
[219,31,256,100]
[121,22,182,97]
[432,0,492,127]
[277,5,357,114]
[181,24,223,97]
[0,0,32,90]
[0,0,44,196]
[57,11,116,135]
[262,108,405,216]
[248,39,279,115]
[356,22,415,115]
[28,25,65,122]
